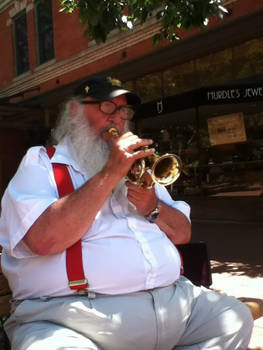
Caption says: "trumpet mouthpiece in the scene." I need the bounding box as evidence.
[108,127,119,138]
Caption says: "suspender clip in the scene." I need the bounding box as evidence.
[69,279,88,288]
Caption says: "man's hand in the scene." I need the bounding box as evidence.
[105,131,155,180]
[126,173,158,216]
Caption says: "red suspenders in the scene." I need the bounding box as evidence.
[46,147,88,291]
[46,146,183,290]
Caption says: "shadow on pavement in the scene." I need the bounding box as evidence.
[211,260,263,278]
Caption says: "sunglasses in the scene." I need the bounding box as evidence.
[81,100,135,120]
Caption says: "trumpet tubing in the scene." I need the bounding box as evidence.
[107,127,182,187]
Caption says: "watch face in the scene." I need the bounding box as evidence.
[149,212,159,223]
[152,207,160,215]
[146,204,160,223]
[145,200,161,223]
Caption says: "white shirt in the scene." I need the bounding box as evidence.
[0,138,190,300]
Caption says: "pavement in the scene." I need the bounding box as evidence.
[210,260,263,350]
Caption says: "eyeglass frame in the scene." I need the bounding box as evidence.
[80,100,136,120]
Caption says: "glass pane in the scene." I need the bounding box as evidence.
[14,11,29,75]
[136,73,162,103]
[195,109,263,197]
[35,0,54,64]
[163,61,196,97]
[232,37,263,79]
[123,80,136,93]
[244,111,263,144]
[196,49,232,88]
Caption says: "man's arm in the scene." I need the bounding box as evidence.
[23,168,121,255]
[23,132,155,255]
[154,202,191,245]
[126,179,191,245]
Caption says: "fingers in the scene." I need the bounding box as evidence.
[141,172,154,189]
[107,131,155,179]
[119,132,154,154]
[126,180,157,215]
[125,180,154,192]
[132,147,155,159]
[126,185,152,202]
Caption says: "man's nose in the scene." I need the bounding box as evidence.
[107,111,121,122]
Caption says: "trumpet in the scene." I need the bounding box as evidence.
[108,127,182,187]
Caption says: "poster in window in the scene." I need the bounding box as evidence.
[208,112,247,146]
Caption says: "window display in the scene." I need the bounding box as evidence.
[137,107,263,198]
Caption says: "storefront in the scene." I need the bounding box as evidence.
[135,80,263,263]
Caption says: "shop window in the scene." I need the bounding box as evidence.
[136,73,163,103]
[13,11,30,76]
[35,0,54,65]
[137,105,263,198]
[244,112,263,147]
[232,37,263,79]
[123,80,136,95]
[196,49,232,88]
[191,109,263,198]
[130,36,263,102]
[167,111,201,197]
[163,61,197,97]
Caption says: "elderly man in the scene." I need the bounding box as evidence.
[0,76,253,350]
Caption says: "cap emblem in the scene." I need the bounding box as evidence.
[85,86,90,94]
[107,77,121,87]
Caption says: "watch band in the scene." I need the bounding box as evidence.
[145,199,161,223]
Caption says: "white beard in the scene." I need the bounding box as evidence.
[68,114,110,178]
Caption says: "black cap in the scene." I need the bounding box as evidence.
[74,75,141,105]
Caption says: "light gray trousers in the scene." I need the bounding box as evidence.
[5,276,253,350]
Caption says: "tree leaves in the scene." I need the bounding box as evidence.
[59,0,227,45]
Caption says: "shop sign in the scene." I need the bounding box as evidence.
[206,86,263,103]
[208,112,247,146]
[137,83,263,120]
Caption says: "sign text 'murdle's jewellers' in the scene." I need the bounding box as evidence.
[207,86,263,102]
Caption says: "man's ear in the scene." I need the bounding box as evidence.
[70,101,79,118]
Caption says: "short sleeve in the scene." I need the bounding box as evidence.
[155,185,191,221]
[0,146,58,258]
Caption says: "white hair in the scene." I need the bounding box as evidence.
[52,99,75,144]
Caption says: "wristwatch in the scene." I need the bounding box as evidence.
[145,199,161,223]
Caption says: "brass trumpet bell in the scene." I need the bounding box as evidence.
[151,153,182,186]
[127,152,182,187]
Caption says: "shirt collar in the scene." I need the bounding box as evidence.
[50,137,83,173]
